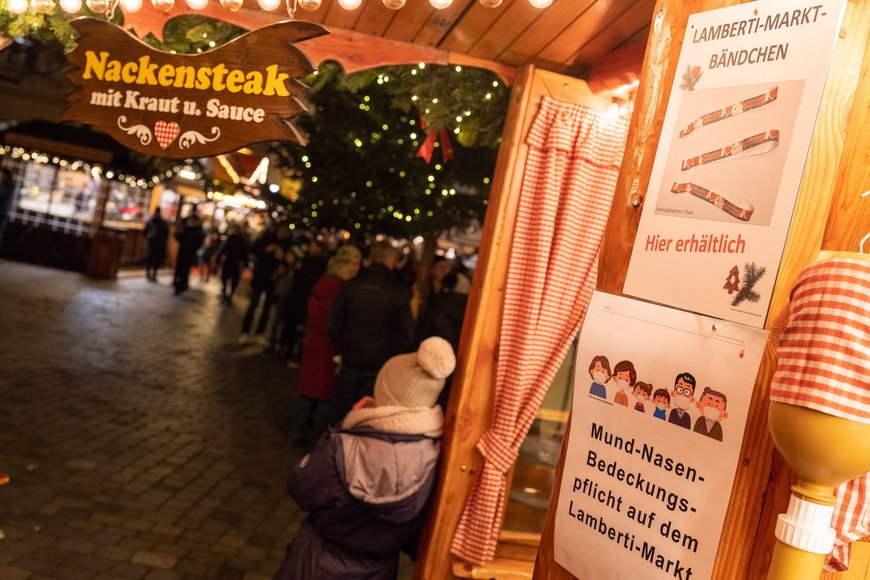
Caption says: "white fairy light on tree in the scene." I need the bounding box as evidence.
[120,0,142,12]
[59,0,82,12]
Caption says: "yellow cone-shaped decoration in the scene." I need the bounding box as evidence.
[767,252,870,580]
[767,403,870,580]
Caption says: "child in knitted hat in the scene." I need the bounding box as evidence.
[275,337,456,580]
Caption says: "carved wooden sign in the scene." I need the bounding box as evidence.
[62,18,328,159]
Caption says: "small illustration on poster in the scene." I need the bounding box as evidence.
[656,80,803,227]
[588,355,613,400]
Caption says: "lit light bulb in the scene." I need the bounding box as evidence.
[31,0,55,13]
[478,0,502,6]
[257,0,279,9]
[298,0,321,9]
[382,0,404,8]
[150,0,174,11]
[86,0,109,11]
[429,0,451,6]
[337,0,361,8]
[59,0,82,12]
[527,0,551,6]
[186,0,207,8]
[120,0,142,12]
[220,0,242,11]
[7,0,28,12]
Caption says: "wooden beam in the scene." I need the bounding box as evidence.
[415,65,609,580]
[414,63,537,580]
[821,20,870,254]
[121,8,516,83]
[452,557,534,579]
[569,0,655,77]
[497,0,598,68]
[584,38,647,94]
[3,133,114,165]
[413,0,474,48]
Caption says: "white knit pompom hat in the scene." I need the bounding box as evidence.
[374,337,456,408]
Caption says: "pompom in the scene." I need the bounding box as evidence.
[417,337,456,380]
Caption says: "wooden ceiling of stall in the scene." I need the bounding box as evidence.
[271,0,656,76]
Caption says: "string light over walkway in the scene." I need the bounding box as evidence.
[4,0,552,17]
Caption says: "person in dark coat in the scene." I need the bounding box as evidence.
[279,238,330,361]
[417,272,468,354]
[217,223,249,305]
[327,240,415,425]
[0,167,15,256]
[172,212,204,294]
[416,272,468,410]
[289,252,362,445]
[143,207,169,282]
[239,223,291,344]
[274,337,456,580]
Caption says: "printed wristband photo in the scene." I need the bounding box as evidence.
[679,86,779,137]
[682,129,780,170]
[671,182,755,222]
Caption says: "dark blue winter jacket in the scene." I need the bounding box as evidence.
[274,406,442,580]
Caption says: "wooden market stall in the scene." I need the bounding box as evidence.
[2,0,866,576]
[113,1,867,578]
[0,121,158,274]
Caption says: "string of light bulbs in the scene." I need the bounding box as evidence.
[4,0,553,17]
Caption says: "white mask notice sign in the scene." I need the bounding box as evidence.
[554,292,767,580]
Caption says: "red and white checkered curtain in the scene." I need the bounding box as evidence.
[450,97,628,564]
[770,256,870,571]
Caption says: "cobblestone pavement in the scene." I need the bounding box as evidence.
[0,261,307,579]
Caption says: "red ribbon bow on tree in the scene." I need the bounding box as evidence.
[416,117,454,164]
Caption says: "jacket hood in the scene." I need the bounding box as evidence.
[335,407,442,524]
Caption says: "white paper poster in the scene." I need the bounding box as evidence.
[554,292,768,580]
[623,0,847,327]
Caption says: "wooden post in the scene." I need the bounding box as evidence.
[534,1,870,579]
[91,177,112,235]
[415,65,610,580]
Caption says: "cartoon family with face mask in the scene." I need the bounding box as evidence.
[587,357,728,441]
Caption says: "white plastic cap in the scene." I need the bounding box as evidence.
[774,495,837,554]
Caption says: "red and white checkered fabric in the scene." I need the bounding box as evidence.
[450,97,628,564]
[770,256,870,571]
[153,121,180,149]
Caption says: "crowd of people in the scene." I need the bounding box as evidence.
[141,206,476,578]
[142,208,473,578]
[143,207,471,441]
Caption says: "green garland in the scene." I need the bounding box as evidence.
[0,1,80,52]
[141,16,245,54]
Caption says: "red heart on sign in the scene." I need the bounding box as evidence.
[154,121,180,150]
